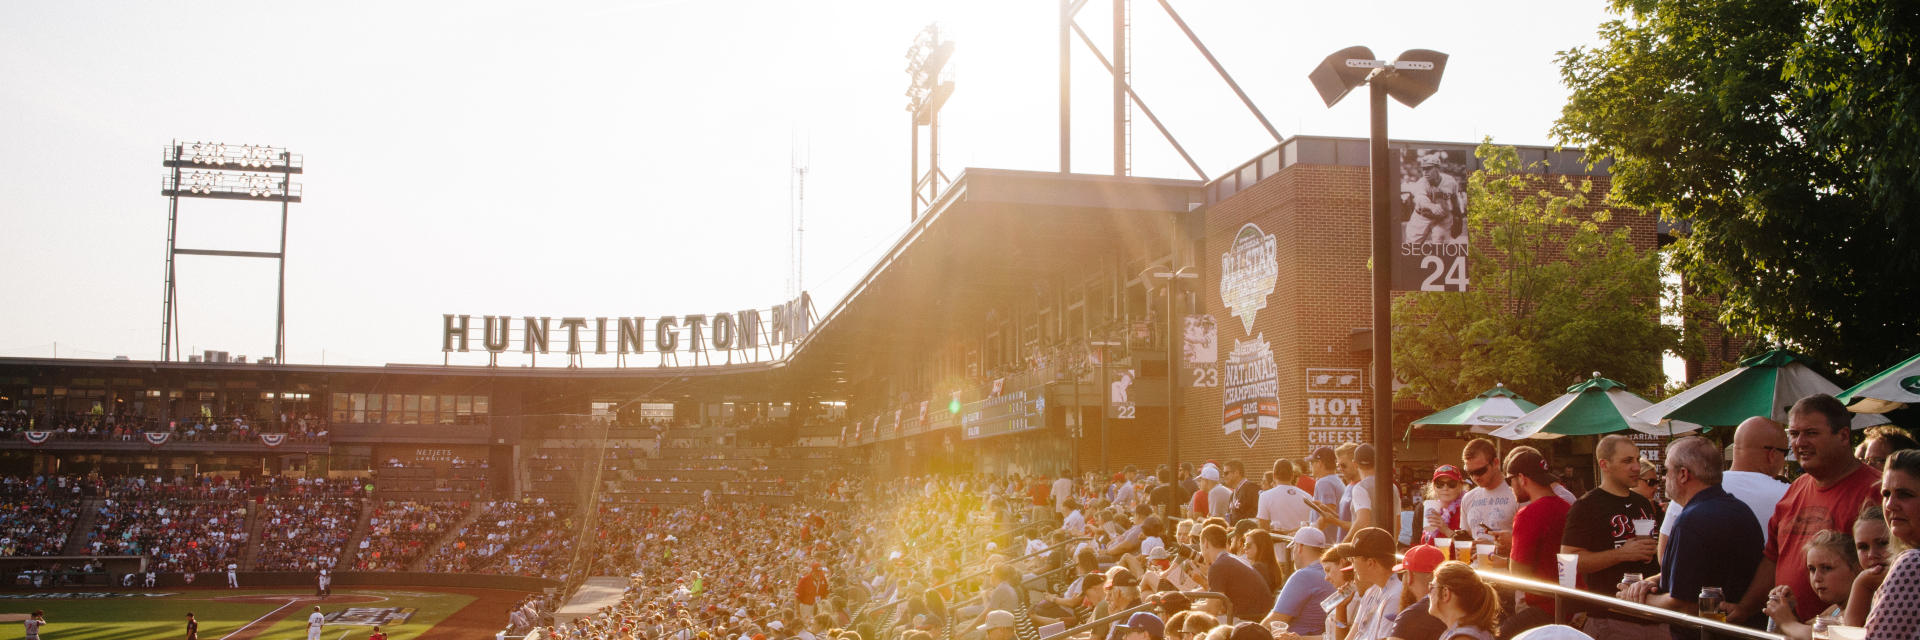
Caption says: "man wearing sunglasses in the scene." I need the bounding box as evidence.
[1458,438,1517,546]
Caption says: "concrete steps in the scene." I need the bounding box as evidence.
[336,500,377,570]
[59,497,102,556]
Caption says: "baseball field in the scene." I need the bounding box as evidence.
[0,586,531,640]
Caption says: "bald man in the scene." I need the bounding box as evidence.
[1658,417,1791,561]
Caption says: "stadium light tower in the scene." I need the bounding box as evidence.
[1307,47,1446,528]
[160,141,304,364]
[905,24,955,220]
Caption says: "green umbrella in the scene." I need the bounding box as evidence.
[1838,352,1920,414]
[1636,350,1889,429]
[1410,383,1540,435]
[1490,373,1683,440]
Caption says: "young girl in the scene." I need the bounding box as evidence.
[1426,561,1499,640]
[1765,530,1862,640]
[1844,504,1891,626]
[1421,466,1465,545]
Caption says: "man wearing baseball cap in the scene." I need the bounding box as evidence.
[1492,446,1571,623]
[1194,466,1230,519]
[975,610,1017,640]
[1112,611,1164,640]
[1263,526,1335,636]
[1343,527,1403,640]
[1388,544,1449,640]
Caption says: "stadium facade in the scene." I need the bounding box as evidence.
[2,135,1730,484]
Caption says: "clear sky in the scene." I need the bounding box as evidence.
[0,0,1621,367]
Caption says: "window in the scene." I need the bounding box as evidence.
[401,395,420,424]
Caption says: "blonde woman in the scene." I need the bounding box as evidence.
[1425,561,1499,640]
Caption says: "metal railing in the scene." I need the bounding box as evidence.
[1257,530,1784,640]
[856,536,1094,624]
[1039,591,1230,640]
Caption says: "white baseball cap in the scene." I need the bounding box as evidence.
[1194,467,1221,483]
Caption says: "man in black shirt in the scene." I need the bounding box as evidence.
[1147,467,1184,518]
[1224,461,1261,523]
[1195,523,1272,622]
[1559,434,1661,635]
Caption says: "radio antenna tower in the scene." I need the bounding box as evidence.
[789,135,810,299]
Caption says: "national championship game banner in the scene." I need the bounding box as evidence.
[1222,337,1280,447]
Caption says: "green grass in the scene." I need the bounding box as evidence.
[0,588,476,640]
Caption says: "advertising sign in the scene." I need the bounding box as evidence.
[1222,337,1280,447]
[1220,223,1279,333]
[1305,367,1366,446]
[1394,149,1471,291]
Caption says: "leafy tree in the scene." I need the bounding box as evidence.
[1553,0,1920,380]
[1393,143,1674,410]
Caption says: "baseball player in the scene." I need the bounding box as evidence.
[1403,152,1464,244]
[307,606,325,640]
[185,612,199,640]
[227,563,239,588]
[316,568,331,597]
[144,570,157,588]
[23,610,44,640]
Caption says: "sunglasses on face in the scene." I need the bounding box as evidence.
[1434,479,1460,489]
[1466,466,1489,478]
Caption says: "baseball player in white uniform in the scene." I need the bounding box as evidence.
[317,568,331,596]
[307,606,325,640]
[227,563,239,588]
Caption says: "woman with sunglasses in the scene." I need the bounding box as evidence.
[1421,467,1465,545]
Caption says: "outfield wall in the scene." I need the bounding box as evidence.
[0,570,561,593]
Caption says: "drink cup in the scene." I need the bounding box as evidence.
[1555,553,1578,589]
[1267,620,1289,635]
[1632,518,1656,537]
[1475,543,1494,567]
[1453,540,1473,565]
[1619,572,1644,589]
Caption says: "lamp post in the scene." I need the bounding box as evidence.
[1149,267,1199,477]
[1307,46,1447,534]
[1090,339,1121,475]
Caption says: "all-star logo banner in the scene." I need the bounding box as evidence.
[144,432,171,447]
[260,433,287,447]
[1220,223,1279,334]
[24,431,52,444]
[919,401,930,426]
[1222,336,1281,447]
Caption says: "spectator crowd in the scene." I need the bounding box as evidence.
[529,392,1920,640]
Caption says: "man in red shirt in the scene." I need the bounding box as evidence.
[1733,395,1882,621]
[1492,447,1570,619]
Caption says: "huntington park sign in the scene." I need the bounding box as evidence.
[439,294,813,366]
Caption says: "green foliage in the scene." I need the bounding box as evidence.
[1392,143,1673,410]
[1554,0,1920,380]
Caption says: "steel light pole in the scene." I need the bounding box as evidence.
[1150,267,1199,478]
[1308,46,1447,534]
[1091,339,1121,475]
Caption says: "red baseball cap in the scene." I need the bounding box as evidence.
[1394,544,1447,573]
[1432,465,1463,483]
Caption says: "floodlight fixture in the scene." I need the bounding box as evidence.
[1307,45,1447,545]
